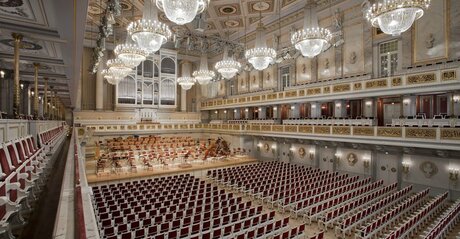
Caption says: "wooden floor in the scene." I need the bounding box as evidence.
[86,156,258,184]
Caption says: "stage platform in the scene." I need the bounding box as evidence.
[85,156,258,184]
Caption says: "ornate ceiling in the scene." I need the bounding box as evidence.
[0,0,87,107]
[84,0,347,59]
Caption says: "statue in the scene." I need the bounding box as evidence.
[349,51,357,64]
[425,33,435,49]
[324,58,330,70]
[302,64,307,74]
[333,9,342,30]
[252,75,256,84]
[266,72,271,82]
[273,34,280,50]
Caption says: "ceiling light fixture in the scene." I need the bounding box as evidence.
[104,59,132,85]
[193,53,215,85]
[245,2,276,71]
[127,0,171,53]
[365,0,430,36]
[156,0,209,25]
[115,34,149,68]
[215,46,241,79]
[291,0,332,58]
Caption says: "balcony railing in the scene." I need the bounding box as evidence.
[200,66,460,110]
[80,123,460,150]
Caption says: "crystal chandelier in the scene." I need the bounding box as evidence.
[177,76,196,90]
[245,21,276,71]
[291,1,332,58]
[156,0,209,25]
[215,46,241,80]
[193,53,215,85]
[104,58,132,85]
[365,0,430,36]
[127,0,171,53]
[114,35,149,68]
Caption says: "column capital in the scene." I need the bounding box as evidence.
[11,33,23,42]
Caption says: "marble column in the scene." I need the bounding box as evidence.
[12,33,22,118]
[95,55,104,111]
[33,63,39,118]
[44,78,48,118]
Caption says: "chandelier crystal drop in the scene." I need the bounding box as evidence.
[114,36,149,68]
[127,0,171,52]
[156,0,209,25]
[365,0,430,36]
[245,22,276,71]
[102,69,124,85]
[291,1,332,58]
[215,46,241,80]
[193,54,215,85]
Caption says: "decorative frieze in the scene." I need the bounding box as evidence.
[285,125,297,132]
[261,125,271,131]
[377,127,402,137]
[299,126,313,133]
[441,70,456,81]
[354,82,362,90]
[267,93,277,100]
[323,86,331,94]
[333,84,351,93]
[314,126,331,134]
[332,126,351,135]
[285,91,297,98]
[299,90,305,96]
[272,125,284,132]
[366,79,387,89]
[251,95,261,101]
[307,88,321,95]
[353,127,374,136]
[406,128,436,139]
[232,125,240,130]
[407,73,436,85]
[251,125,260,131]
[392,77,402,86]
[441,128,460,140]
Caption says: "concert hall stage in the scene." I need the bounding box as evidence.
[86,156,258,184]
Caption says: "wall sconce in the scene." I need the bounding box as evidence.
[0,70,5,78]
[257,143,262,152]
[291,105,295,110]
[214,110,218,114]
[273,107,277,110]
[335,103,341,108]
[454,95,460,103]
[309,149,315,160]
[403,99,410,106]
[271,144,276,155]
[223,110,227,114]
[245,108,249,112]
[449,168,459,181]
[311,105,316,109]
[365,101,372,107]
[31,91,34,96]
[402,161,410,174]
[334,153,341,163]
[233,109,237,113]
[363,156,371,169]
[20,83,24,90]
[258,107,262,111]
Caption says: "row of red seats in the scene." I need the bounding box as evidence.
[0,125,66,237]
[422,198,460,239]
[290,178,372,217]
[356,188,431,238]
[384,192,448,239]
[320,182,398,229]
[335,185,413,237]
[304,180,384,223]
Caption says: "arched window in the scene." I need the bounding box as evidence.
[143,60,154,78]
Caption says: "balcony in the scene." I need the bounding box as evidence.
[201,66,460,110]
[80,123,460,151]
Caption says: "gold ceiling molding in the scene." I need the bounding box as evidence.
[407,73,436,85]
